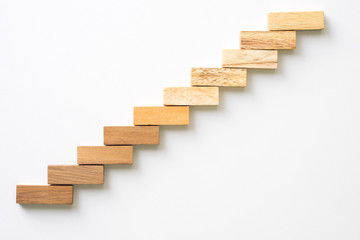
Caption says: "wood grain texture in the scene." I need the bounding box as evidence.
[48,165,104,185]
[222,49,278,69]
[240,31,296,50]
[164,87,219,106]
[268,11,325,31]
[104,126,159,145]
[16,185,73,204]
[134,106,189,125]
[191,68,246,87]
[77,146,133,164]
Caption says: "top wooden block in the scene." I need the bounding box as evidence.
[240,31,296,50]
[268,11,325,31]
[164,87,219,106]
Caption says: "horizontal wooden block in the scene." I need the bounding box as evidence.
[268,11,325,31]
[134,106,189,125]
[164,87,219,106]
[191,68,246,87]
[104,126,159,145]
[77,146,133,164]
[16,185,73,205]
[240,31,296,50]
[222,49,278,69]
[48,165,104,185]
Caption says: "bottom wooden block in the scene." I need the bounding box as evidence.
[16,185,73,205]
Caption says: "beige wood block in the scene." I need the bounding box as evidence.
[104,126,159,145]
[163,87,219,106]
[16,185,73,204]
[77,146,133,164]
[134,106,189,125]
[191,68,246,87]
[222,49,278,69]
[240,31,296,50]
[48,165,104,185]
[268,11,325,31]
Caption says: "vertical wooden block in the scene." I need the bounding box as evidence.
[48,165,104,185]
[16,185,73,205]
[240,31,296,50]
[222,49,278,69]
[191,68,247,87]
[163,87,219,106]
[77,146,133,164]
[268,11,325,31]
[134,106,189,125]
[104,126,159,145]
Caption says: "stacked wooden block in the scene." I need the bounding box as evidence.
[16,11,324,205]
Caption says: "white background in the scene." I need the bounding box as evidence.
[1,0,360,239]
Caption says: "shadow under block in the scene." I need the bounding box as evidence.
[268,11,325,31]
[222,49,278,69]
[191,68,246,87]
[77,146,133,164]
[134,106,189,125]
[240,31,296,50]
[104,126,159,145]
[163,87,219,106]
[48,165,104,185]
[16,185,73,204]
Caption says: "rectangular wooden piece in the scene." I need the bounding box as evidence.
[134,106,189,125]
[268,11,325,31]
[104,126,159,145]
[48,165,104,185]
[164,87,219,106]
[16,185,73,204]
[222,49,278,69]
[191,68,246,87]
[240,31,296,50]
[77,146,133,164]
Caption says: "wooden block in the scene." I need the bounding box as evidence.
[48,165,104,185]
[191,68,246,87]
[77,146,133,164]
[268,11,325,31]
[164,87,219,106]
[134,106,189,125]
[16,185,73,204]
[104,126,159,145]
[222,49,278,69]
[240,31,296,50]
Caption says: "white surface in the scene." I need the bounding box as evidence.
[1,0,360,239]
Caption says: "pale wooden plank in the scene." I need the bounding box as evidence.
[163,87,219,106]
[104,126,159,145]
[16,185,73,205]
[48,165,104,185]
[191,68,246,87]
[240,31,296,50]
[268,11,325,31]
[222,49,278,69]
[77,146,133,164]
[134,106,189,125]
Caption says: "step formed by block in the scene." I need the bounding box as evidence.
[77,146,133,164]
[134,106,189,125]
[164,87,219,106]
[191,68,247,87]
[48,165,104,185]
[268,11,325,31]
[240,31,296,50]
[104,126,159,145]
[16,185,73,205]
[222,49,278,69]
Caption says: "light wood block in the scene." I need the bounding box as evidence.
[48,165,104,185]
[240,31,296,50]
[222,49,278,69]
[164,87,219,106]
[134,106,189,125]
[191,68,246,87]
[268,11,325,31]
[104,126,159,145]
[77,146,133,164]
[16,185,73,205]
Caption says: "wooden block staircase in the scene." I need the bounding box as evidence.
[16,11,325,205]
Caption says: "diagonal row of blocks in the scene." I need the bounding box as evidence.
[16,11,324,205]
